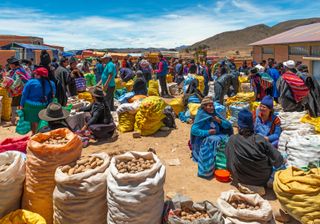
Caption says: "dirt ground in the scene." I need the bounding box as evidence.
[0,119,300,224]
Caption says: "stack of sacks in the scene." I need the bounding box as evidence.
[117,101,141,133]
[274,167,320,224]
[134,96,166,136]
[225,92,255,106]
[228,102,250,127]
[300,114,320,133]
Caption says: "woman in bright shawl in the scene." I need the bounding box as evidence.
[190,96,232,179]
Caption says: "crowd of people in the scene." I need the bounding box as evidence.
[0,50,319,193]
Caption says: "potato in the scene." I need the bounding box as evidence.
[77,158,88,165]
[97,159,104,166]
[91,161,98,169]
[61,165,71,173]
[68,168,75,175]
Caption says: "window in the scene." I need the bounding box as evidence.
[311,46,320,56]
[263,47,274,54]
[289,46,309,55]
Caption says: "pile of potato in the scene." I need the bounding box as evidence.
[177,209,210,221]
[61,156,104,175]
[230,199,260,210]
[0,163,10,172]
[116,157,155,174]
[42,135,69,145]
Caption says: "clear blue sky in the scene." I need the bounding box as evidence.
[0,0,318,50]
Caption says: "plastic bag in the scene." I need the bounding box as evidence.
[0,136,29,154]
[78,91,93,103]
[125,79,134,92]
[214,102,226,119]
[2,97,12,121]
[274,167,320,224]
[166,194,224,224]
[107,151,166,224]
[134,96,166,136]
[0,151,26,218]
[116,101,141,114]
[195,75,205,93]
[216,190,273,224]
[115,78,123,89]
[128,95,147,103]
[22,128,82,224]
[188,103,201,117]
[301,114,320,133]
[0,209,46,224]
[118,112,136,133]
[16,110,31,135]
[53,153,110,224]
[84,73,96,87]
[148,80,159,96]
[167,74,174,83]
[169,98,184,116]
[225,92,255,106]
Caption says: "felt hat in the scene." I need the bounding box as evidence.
[261,95,274,109]
[7,56,19,64]
[201,96,213,106]
[90,86,106,98]
[33,67,48,78]
[101,53,112,59]
[238,109,254,130]
[283,60,295,69]
[38,103,70,122]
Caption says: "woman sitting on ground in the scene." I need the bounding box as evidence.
[190,96,232,179]
[38,102,71,133]
[225,109,283,189]
[132,70,147,96]
[20,67,56,135]
[78,87,115,139]
[253,95,281,148]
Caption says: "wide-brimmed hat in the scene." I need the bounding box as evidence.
[38,103,70,122]
[283,60,295,69]
[7,56,19,64]
[101,53,112,59]
[90,86,106,98]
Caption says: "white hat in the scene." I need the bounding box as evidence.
[255,64,265,73]
[101,53,112,59]
[283,60,295,69]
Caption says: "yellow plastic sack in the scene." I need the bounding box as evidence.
[134,96,166,136]
[2,97,12,121]
[0,209,46,224]
[226,92,255,106]
[273,167,320,224]
[125,80,134,92]
[238,76,249,83]
[118,112,135,133]
[78,91,93,103]
[148,80,159,96]
[169,98,184,115]
[115,78,122,89]
[301,114,320,133]
[0,87,9,99]
[188,103,201,117]
[251,101,278,112]
[195,75,205,93]
[166,74,173,83]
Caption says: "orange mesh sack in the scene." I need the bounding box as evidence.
[22,128,82,224]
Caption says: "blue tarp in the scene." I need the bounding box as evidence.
[1,42,57,51]
[62,51,76,57]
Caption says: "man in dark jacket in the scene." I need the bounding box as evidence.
[225,109,284,187]
[133,70,147,95]
[54,57,69,106]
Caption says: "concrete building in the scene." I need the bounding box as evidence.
[250,23,320,83]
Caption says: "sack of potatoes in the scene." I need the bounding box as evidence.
[166,194,224,224]
[115,156,155,174]
[60,155,105,175]
[40,134,69,145]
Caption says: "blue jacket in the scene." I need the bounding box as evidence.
[254,109,281,143]
[156,59,168,77]
[268,68,280,98]
[20,78,56,106]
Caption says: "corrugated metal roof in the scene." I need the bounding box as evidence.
[250,23,320,46]
[1,42,58,50]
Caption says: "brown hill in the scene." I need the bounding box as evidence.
[189,17,320,55]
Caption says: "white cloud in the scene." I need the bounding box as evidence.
[0,2,319,50]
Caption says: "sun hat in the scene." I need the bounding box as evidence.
[38,103,70,122]
[101,53,112,59]
[283,60,295,69]
[255,64,265,73]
